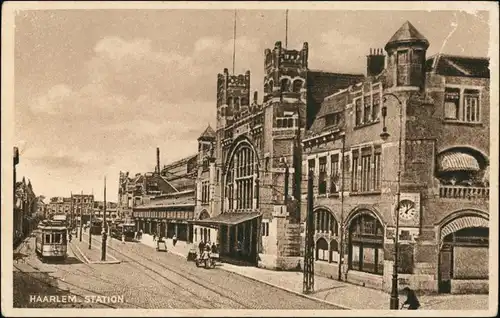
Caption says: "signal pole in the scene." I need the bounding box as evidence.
[101,176,107,261]
[303,169,315,294]
[79,190,83,242]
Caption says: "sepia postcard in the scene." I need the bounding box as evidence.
[1,1,498,317]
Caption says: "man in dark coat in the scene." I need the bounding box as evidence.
[198,240,205,256]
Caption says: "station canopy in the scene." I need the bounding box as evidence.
[190,212,261,228]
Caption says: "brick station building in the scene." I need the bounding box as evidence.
[301,21,490,294]
[191,41,364,267]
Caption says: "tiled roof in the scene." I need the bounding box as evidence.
[426,54,490,78]
[198,124,216,140]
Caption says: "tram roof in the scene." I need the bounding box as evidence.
[38,225,67,231]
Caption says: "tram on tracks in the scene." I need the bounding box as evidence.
[90,219,103,235]
[35,219,68,262]
[111,222,136,241]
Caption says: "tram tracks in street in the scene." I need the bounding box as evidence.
[61,242,202,308]
[101,239,259,309]
[14,262,119,309]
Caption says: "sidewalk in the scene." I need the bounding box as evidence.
[138,234,489,310]
[71,232,120,264]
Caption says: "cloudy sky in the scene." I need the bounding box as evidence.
[12,6,490,202]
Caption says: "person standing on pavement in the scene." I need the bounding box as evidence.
[153,232,157,242]
[198,240,205,256]
[139,229,143,240]
[172,234,178,247]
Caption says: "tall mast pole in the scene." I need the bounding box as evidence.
[285,9,289,48]
[232,9,237,75]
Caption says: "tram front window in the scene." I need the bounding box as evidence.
[54,233,62,243]
[45,234,51,244]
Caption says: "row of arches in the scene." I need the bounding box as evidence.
[313,207,489,280]
[264,78,304,94]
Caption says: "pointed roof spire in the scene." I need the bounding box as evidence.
[385,21,429,51]
[198,124,216,141]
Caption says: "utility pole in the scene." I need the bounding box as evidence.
[303,169,315,294]
[101,176,107,261]
[88,203,92,249]
[79,190,83,242]
[284,159,289,205]
[70,191,73,229]
[338,132,346,281]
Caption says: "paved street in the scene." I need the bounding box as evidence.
[13,234,343,309]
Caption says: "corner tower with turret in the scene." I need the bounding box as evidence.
[385,21,429,89]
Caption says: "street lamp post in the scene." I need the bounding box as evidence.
[380,92,404,310]
[337,132,346,282]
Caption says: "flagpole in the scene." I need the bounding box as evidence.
[232,9,237,75]
[285,9,289,48]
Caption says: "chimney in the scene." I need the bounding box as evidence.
[367,48,385,77]
[156,147,160,174]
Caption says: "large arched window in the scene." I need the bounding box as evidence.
[225,142,259,210]
[348,212,384,275]
[314,209,340,263]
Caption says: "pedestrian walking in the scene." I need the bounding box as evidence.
[211,242,217,254]
[401,287,420,310]
[198,240,205,256]
[139,229,143,240]
[172,234,178,247]
[134,231,137,240]
[121,233,125,243]
[153,232,157,242]
[68,232,72,243]
[236,240,242,257]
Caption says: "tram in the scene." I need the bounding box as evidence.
[35,220,68,262]
[111,222,136,241]
[90,219,103,235]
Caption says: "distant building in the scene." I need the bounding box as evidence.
[14,176,38,244]
[126,148,199,239]
[47,197,72,218]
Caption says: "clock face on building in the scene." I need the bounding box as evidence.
[398,199,418,221]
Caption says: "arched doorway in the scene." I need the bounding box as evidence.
[347,212,385,275]
[438,214,489,293]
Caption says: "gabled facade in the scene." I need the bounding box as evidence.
[302,21,489,294]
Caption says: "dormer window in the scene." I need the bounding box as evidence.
[325,112,342,127]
